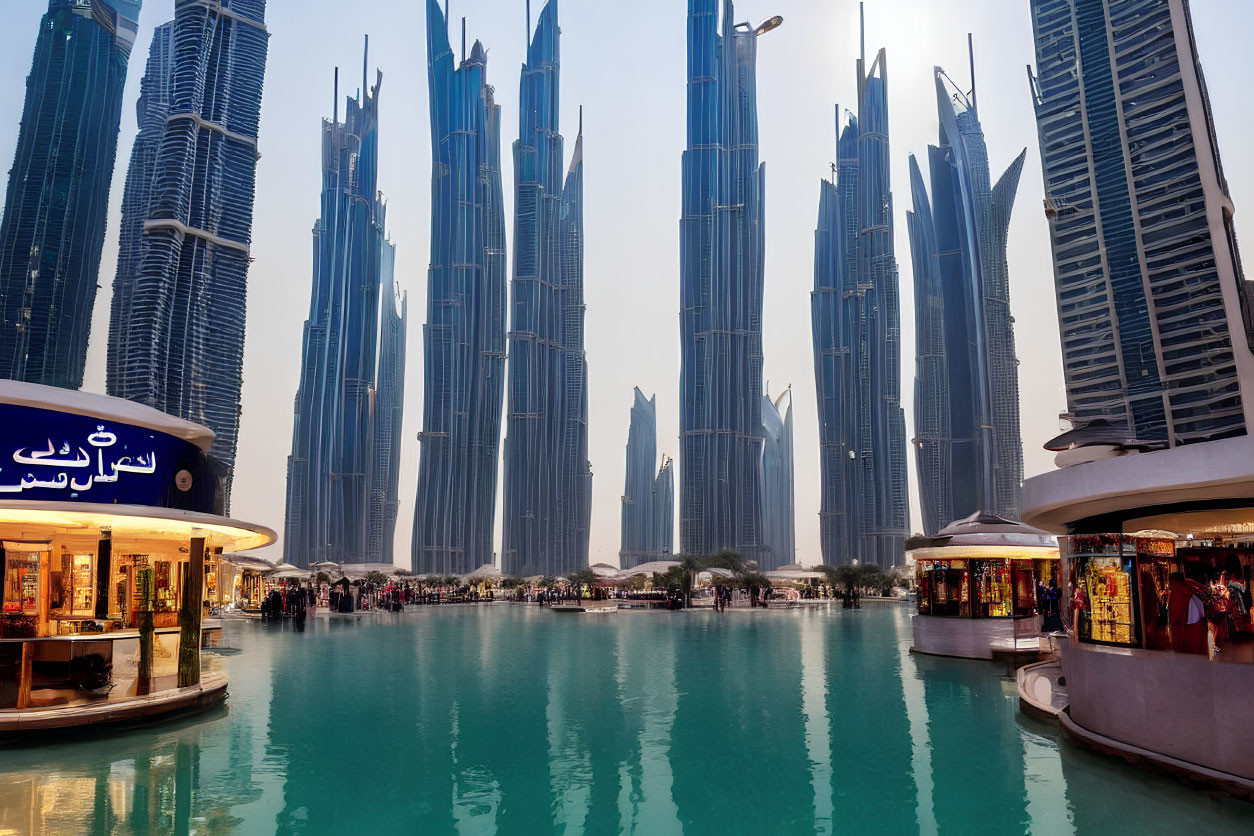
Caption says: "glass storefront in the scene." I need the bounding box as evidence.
[1062,533,1254,662]
[917,556,1058,619]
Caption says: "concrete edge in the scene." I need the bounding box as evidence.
[0,672,228,733]
[1016,660,1063,724]
[1059,706,1254,802]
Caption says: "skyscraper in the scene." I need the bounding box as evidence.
[1029,0,1254,448]
[108,0,269,493]
[811,10,909,569]
[107,19,173,397]
[653,456,674,559]
[680,0,777,562]
[760,388,795,570]
[620,388,657,569]
[413,1,507,576]
[0,0,142,389]
[908,49,1026,535]
[370,246,407,568]
[502,0,592,579]
[283,52,406,569]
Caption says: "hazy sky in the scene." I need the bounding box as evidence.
[1,0,1250,569]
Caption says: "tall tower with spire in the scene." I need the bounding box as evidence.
[502,0,592,578]
[812,4,909,568]
[908,39,1025,535]
[412,0,507,575]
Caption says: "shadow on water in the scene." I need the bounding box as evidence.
[0,607,1251,834]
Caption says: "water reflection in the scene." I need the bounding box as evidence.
[1,606,1252,834]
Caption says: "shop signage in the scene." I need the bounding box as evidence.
[0,402,221,513]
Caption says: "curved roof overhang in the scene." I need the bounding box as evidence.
[0,501,276,552]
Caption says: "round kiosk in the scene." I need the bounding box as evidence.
[1023,433,1254,797]
[0,381,275,733]
[910,512,1059,660]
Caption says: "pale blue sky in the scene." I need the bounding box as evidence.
[0,0,1250,567]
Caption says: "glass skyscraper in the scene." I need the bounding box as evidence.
[620,388,673,568]
[760,388,795,571]
[1029,0,1253,447]
[908,53,1025,535]
[502,0,592,579]
[680,0,774,562]
[108,0,269,497]
[0,0,141,389]
[413,1,507,576]
[283,53,406,569]
[811,20,909,569]
[107,19,173,398]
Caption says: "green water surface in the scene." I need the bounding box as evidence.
[0,605,1250,834]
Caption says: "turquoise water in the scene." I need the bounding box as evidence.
[0,605,1250,834]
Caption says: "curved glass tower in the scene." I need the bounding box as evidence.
[284,50,405,568]
[760,388,795,570]
[680,0,768,562]
[1028,0,1254,446]
[413,1,507,576]
[0,0,142,389]
[620,388,658,569]
[502,0,592,578]
[811,14,909,569]
[108,19,173,397]
[108,0,269,498]
[908,54,1025,535]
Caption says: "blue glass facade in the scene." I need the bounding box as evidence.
[413,1,507,576]
[0,0,141,389]
[107,19,173,398]
[108,0,269,501]
[811,33,909,569]
[760,388,795,571]
[284,54,405,568]
[680,0,768,562]
[502,1,592,578]
[370,244,407,568]
[621,388,656,568]
[1029,0,1254,445]
[907,59,1025,535]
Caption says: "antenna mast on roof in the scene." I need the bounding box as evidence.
[462,17,466,63]
[526,0,530,46]
[333,67,338,124]
[859,2,865,67]
[968,33,977,117]
[363,34,369,99]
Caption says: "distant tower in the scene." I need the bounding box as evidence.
[620,388,658,569]
[908,45,1025,535]
[108,0,270,502]
[812,6,909,568]
[680,0,776,562]
[760,388,795,570]
[412,0,507,576]
[1028,0,1254,447]
[653,456,674,558]
[284,48,404,568]
[0,0,143,389]
[503,0,592,579]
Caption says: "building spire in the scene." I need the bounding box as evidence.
[859,2,865,67]
[333,66,338,124]
[461,17,466,63]
[526,0,530,47]
[363,34,369,100]
[968,33,977,117]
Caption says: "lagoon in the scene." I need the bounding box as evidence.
[0,605,1250,833]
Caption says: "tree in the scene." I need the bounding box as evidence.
[364,570,389,587]
[567,568,598,587]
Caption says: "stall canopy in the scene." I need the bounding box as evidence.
[267,563,309,580]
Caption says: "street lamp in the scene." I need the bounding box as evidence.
[754,15,783,36]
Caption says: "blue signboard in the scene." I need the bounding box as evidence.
[0,402,223,514]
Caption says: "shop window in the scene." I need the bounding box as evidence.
[52,551,94,619]
[3,551,41,616]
